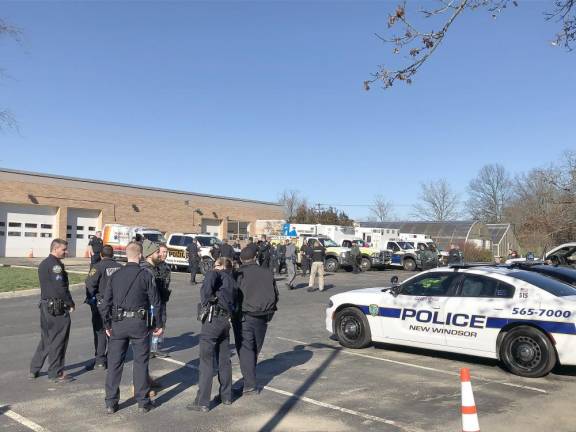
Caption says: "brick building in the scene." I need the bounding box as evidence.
[0,168,284,257]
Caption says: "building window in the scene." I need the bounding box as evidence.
[0,222,5,227]
[25,232,37,237]
[66,234,72,239]
[25,223,38,229]
[0,231,4,236]
[40,233,52,238]
[77,234,84,239]
[66,225,72,230]
[77,226,84,231]
[41,224,53,229]
[8,231,21,236]
[8,222,21,228]
[88,226,96,231]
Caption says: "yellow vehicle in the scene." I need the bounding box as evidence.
[296,235,352,272]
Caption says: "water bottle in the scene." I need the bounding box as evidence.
[151,334,159,352]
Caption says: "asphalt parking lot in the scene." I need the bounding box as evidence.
[1,269,575,432]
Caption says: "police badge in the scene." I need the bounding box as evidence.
[368,304,379,317]
[52,265,62,274]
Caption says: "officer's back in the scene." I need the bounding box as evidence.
[236,257,277,315]
[86,245,122,302]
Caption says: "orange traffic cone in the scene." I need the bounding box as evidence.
[461,368,480,432]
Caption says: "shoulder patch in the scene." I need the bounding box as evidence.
[106,267,121,277]
[52,265,62,274]
[88,267,97,277]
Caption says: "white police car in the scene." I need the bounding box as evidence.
[325,265,576,377]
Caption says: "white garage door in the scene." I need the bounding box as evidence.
[67,208,100,258]
[0,203,57,257]
[201,218,221,238]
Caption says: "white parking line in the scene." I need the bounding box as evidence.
[0,405,51,432]
[275,336,548,394]
[156,356,419,431]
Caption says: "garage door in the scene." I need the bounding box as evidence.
[67,208,100,257]
[0,203,57,257]
[201,218,221,238]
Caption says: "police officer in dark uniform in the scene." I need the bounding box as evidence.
[151,243,172,357]
[220,239,235,260]
[188,257,237,412]
[276,241,286,274]
[233,246,278,395]
[103,241,162,414]
[85,244,122,369]
[447,244,464,265]
[299,240,311,276]
[88,231,104,266]
[258,235,271,269]
[29,239,75,383]
[186,238,201,285]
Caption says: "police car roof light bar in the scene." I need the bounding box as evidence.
[449,262,498,270]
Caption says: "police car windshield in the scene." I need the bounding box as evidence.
[144,233,166,243]
[508,270,576,296]
[398,242,413,250]
[527,265,576,287]
[196,237,220,247]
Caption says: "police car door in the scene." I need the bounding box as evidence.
[387,242,402,267]
[443,273,517,353]
[389,272,459,347]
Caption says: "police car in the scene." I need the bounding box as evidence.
[325,264,576,377]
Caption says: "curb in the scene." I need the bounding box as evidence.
[0,263,88,275]
[0,283,85,300]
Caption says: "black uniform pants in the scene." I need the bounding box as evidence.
[196,315,232,406]
[189,260,200,283]
[90,254,101,266]
[352,256,361,274]
[30,304,71,379]
[105,319,151,407]
[301,258,310,276]
[234,314,272,390]
[90,304,107,365]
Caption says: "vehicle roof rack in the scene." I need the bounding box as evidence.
[505,260,545,268]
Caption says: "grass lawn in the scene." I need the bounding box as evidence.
[0,267,86,292]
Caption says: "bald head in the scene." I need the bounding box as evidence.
[126,241,143,262]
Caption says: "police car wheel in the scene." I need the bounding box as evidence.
[403,258,416,272]
[335,307,371,349]
[325,258,339,273]
[500,326,557,378]
[360,258,371,272]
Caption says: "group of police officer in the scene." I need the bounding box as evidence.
[29,234,278,415]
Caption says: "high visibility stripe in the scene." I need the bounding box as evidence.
[462,406,477,415]
[460,367,471,382]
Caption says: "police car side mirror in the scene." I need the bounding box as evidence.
[390,276,399,284]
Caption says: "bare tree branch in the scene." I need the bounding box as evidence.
[369,194,393,222]
[467,164,512,223]
[412,178,460,221]
[0,18,22,132]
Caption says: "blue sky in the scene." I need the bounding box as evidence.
[1,1,574,219]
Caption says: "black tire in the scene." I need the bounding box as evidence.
[403,257,416,271]
[335,307,372,349]
[325,257,339,273]
[200,257,214,275]
[500,326,557,378]
[360,257,372,272]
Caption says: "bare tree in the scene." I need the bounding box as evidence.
[467,164,512,223]
[369,194,393,222]
[277,190,305,221]
[412,178,460,221]
[364,1,575,90]
[0,18,21,131]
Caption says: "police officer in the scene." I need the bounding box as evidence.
[233,246,278,395]
[258,235,271,269]
[151,243,172,357]
[103,241,162,414]
[276,241,286,274]
[284,239,297,290]
[139,240,168,357]
[351,241,361,274]
[447,244,464,265]
[85,244,122,369]
[88,231,104,266]
[186,238,201,285]
[299,240,311,276]
[188,257,237,412]
[219,239,235,260]
[29,239,75,383]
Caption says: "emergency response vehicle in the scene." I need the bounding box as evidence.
[102,224,165,260]
[384,240,422,271]
[165,233,222,274]
[297,235,352,272]
[326,264,576,377]
[341,239,391,271]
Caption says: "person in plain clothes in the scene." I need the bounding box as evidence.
[284,239,297,290]
[307,240,326,292]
